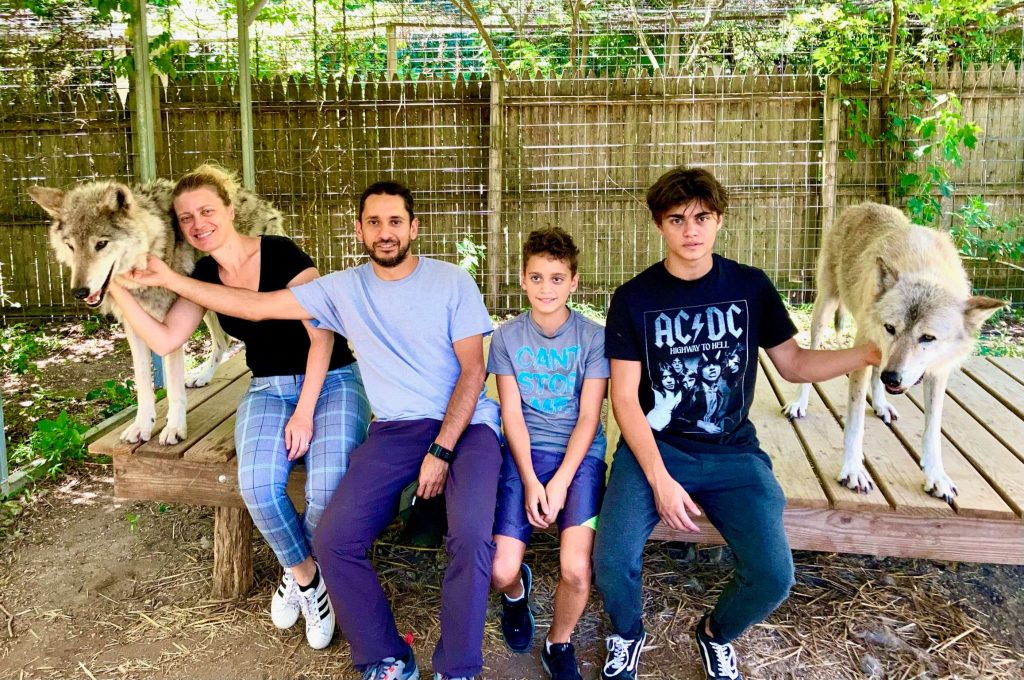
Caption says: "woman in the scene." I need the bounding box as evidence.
[109,165,370,650]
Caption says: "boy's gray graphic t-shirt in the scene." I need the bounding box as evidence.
[488,310,610,459]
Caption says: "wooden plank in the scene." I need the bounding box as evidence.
[184,414,237,463]
[112,453,305,509]
[945,369,1024,465]
[989,356,1024,386]
[652,508,1024,565]
[136,375,250,458]
[961,356,1024,419]
[879,387,1016,519]
[904,384,1024,518]
[761,357,891,513]
[750,361,829,509]
[88,352,250,457]
[814,375,953,517]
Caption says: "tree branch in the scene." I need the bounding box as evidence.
[451,0,511,77]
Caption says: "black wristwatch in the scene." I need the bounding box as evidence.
[427,442,455,464]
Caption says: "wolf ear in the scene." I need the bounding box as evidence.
[877,257,899,294]
[99,183,132,214]
[964,296,1006,334]
[27,186,65,218]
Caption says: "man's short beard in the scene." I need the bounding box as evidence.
[364,240,410,268]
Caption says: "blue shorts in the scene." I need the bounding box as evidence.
[493,447,607,543]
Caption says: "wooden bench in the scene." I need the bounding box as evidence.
[91,351,1024,598]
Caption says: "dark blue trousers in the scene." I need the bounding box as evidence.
[313,418,501,677]
[593,440,794,643]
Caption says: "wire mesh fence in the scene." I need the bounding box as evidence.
[1,1,1023,320]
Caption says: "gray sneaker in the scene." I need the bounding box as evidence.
[433,674,475,680]
[362,649,419,680]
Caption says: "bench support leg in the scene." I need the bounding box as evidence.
[213,506,253,599]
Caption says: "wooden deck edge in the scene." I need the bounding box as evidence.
[651,507,1024,566]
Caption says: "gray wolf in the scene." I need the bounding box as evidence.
[783,201,1004,501]
[26,178,284,445]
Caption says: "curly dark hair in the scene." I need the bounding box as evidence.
[522,227,580,274]
[646,167,729,224]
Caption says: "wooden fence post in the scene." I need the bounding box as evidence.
[237,0,257,190]
[387,24,398,79]
[486,71,505,305]
[820,75,840,237]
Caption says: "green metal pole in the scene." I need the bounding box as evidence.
[131,0,157,183]
[130,0,164,387]
[0,391,9,497]
[237,0,256,190]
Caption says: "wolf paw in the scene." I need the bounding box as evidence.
[185,362,216,388]
[157,423,187,446]
[873,402,899,425]
[120,418,154,444]
[781,401,808,420]
[924,471,958,503]
[837,462,874,494]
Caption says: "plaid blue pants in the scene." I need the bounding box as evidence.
[236,363,370,568]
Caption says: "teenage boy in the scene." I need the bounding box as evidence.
[127,181,500,680]
[593,167,880,680]
[488,228,609,680]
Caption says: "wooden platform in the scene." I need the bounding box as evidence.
[91,351,1024,596]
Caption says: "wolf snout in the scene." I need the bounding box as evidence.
[72,287,91,300]
[880,370,907,394]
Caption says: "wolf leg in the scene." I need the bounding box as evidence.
[838,364,874,493]
[870,366,900,424]
[120,323,157,443]
[158,348,188,445]
[921,371,956,502]
[186,311,231,388]
[782,293,838,419]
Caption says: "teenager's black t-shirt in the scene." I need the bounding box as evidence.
[605,254,796,454]
[191,235,356,378]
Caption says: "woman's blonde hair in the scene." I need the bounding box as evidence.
[172,163,239,206]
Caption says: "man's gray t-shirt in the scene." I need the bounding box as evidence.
[291,257,500,435]
[487,310,610,459]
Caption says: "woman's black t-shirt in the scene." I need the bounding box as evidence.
[191,235,356,378]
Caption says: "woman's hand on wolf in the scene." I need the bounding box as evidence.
[284,413,314,461]
[653,473,702,533]
[863,342,882,367]
[127,255,178,289]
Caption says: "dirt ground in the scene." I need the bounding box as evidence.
[1,317,1023,679]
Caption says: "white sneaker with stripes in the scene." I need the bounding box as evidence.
[270,571,301,630]
[297,571,335,649]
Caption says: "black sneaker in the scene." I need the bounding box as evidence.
[499,563,535,653]
[541,641,582,680]
[600,631,646,680]
[695,615,743,679]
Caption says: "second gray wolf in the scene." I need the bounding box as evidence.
[27,178,284,445]
[783,201,1004,501]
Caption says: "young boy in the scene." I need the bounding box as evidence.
[594,167,880,680]
[488,227,610,680]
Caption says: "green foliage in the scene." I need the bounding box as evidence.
[124,511,141,531]
[10,411,88,479]
[950,197,1024,262]
[86,379,137,417]
[456,237,487,277]
[1,324,50,375]
[567,300,605,322]
[81,314,108,337]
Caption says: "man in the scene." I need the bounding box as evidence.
[593,167,879,680]
[128,181,499,680]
